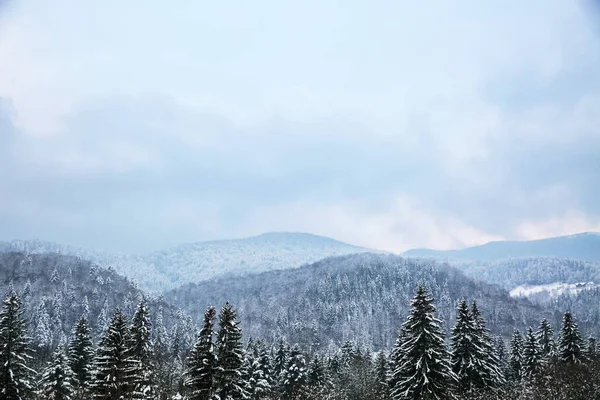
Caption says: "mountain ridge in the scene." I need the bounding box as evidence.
[402,232,600,262]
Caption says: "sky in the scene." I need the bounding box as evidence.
[0,0,600,253]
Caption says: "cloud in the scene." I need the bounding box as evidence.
[0,1,599,252]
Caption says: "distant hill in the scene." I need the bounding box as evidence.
[0,232,376,291]
[403,232,600,262]
[165,253,548,349]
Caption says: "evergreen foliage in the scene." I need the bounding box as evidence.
[0,292,35,400]
[186,306,217,400]
[558,312,585,364]
[215,302,247,400]
[508,329,523,382]
[390,285,457,400]
[68,316,94,397]
[40,346,74,400]
[522,328,541,379]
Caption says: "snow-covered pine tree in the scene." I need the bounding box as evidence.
[587,336,597,360]
[0,291,35,400]
[129,298,156,399]
[389,285,457,400]
[40,346,74,400]
[450,299,480,393]
[186,306,217,400]
[373,350,389,400]
[272,339,289,390]
[68,316,94,398]
[470,300,505,388]
[536,318,555,362]
[92,308,137,399]
[215,302,247,400]
[33,300,52,360]
[247,340,273,400]
[522,328,541,379]
[281,344,307,400]
[558,311,585,364]
[508,329,523,382]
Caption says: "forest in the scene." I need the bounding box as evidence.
[1,283,599,400]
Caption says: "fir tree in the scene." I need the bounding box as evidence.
[128,298,155,399]
[470,301,505,388]
[281,344,307,400]
[68,316,94,398]
[40,346,74,400]
[558,312,585,364]
[587,336,597,360]
[215,302,247,400]
[390,285,457,400]
[0,292,35,400]
[536,318,555,361]
[272,339,289,388]
[373,351,389,400]
[247,341,272,400]
[450,299,480,393]
[508,329,523,382]
[522,328,541,379]
[92,308,137,399]
[186,306,217,400]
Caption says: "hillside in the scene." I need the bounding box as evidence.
[165,253,549,350]
[403,232,600,262]
[0,232,375,291]
[0,252,186,349]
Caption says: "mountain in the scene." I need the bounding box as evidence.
[165,253,550,350]
[0,232,376,291]
[403,232,600,262]
[0,252,183,346]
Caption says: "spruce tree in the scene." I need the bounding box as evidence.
[450,299,480,393]
[522,328,541,379]
[40,346,74,400]
[470,301,505,388]
[558,312,585,364]
[92,308,137,399]
[247,341,272,400]
[272,339,289,389]
[390,285,457,400]
[0,292,35,400]
[129,298,156,398]
[68,316,94,398]
[587,336,597,360]
[373,351,389,400]
[536,319,555,362]
[215,302,247,400]
[186,306,217,400]
[281,344,307,400]
[508,329,523,382]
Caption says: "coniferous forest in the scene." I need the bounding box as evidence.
[2,282,600,400]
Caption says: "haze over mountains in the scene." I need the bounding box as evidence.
[0,232,375,291]
[403,232,600,262]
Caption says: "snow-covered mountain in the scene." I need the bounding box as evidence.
[0,232,376,291]
[402,232,600,262]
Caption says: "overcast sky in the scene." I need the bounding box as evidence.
[1,0,600,253]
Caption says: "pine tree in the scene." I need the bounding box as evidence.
[450,299,480,393]
[68,316,94,398]
[186,306,217,400]
[587,336,597,360]
[470,301,505,388]
[373,351,389,400]
[129,298,155,399]
[40,346,74,400]
[247,341,272,400]
[390,285,457,400]
[558,312,585,364]
[215,302,247,400]
[0,291,35,400]
[272,339,289,388]
[281,344,307,400]
[536,319,555,362]
[508,329,523,382]
[92,308,137,399]
[522,328,541,379]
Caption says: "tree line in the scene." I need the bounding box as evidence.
[1,285,599,400]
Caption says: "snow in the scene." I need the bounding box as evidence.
[509,281,599,298]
